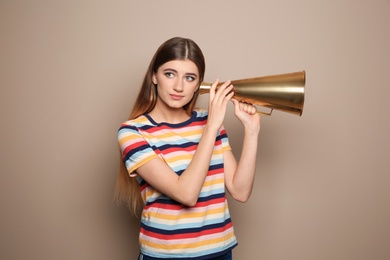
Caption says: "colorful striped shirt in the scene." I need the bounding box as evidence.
[117,109,238,259]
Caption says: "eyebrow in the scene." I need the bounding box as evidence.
[186,72,198,78]
[163,68,177,73]
[163,68,198,77]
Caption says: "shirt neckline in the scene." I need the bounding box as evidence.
[144,111,197,128]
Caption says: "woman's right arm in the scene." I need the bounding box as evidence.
[135,80,234,206]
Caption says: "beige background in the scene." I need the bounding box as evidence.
[1,0,390,259]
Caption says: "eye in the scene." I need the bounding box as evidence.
[185,75,196,82]
[165,72,174,78]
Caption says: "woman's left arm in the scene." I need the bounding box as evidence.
[224,99,261,202]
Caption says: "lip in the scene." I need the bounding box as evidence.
[170,94,184,100]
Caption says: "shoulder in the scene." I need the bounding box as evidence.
[120,114,156,129]
[117,115,153,136]
[121,115,150,127]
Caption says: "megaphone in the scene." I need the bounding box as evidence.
[199,71,306,116]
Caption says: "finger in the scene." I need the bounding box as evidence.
[219,87,234,108]
[244,103,257,115]
[235,101,257,115]
[216,80,232,93]
[209,79,219,103]
[249,104,257,115]
[210,79,219,92]
[211,81,232,106]
[231,98,239,106]
[224,90,235,103]
[231,98,240,111]
[215,81,234,101]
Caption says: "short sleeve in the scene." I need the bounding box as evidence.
[117,124,159,175]
[219,125,232,152]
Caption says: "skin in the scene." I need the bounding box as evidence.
[137,59,261,206]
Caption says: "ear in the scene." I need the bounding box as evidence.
[152,74,157,85]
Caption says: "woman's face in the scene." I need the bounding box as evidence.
[152,59,200,110]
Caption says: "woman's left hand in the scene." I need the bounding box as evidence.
[231,99,261,134]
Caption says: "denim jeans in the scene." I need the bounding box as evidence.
[138,250,232,260]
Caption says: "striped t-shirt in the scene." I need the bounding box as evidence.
[117,109,238,259]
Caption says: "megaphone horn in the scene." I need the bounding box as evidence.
[199,71,306,116]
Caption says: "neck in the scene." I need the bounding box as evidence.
[149,106,190,124]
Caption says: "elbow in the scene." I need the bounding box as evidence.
[179,193,199,207]
[183,200,198,207]
[231,191,251,203]
[168,184,200,207]
[233,195,250,203]
[181,198,198,207]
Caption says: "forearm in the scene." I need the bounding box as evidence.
[176,81,235,204]
[176,125,220,205]
[230,127,260,202]
[137,124,221,207]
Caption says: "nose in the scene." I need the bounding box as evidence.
[173,79,184,92]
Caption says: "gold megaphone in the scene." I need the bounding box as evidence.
[199,71,306,116]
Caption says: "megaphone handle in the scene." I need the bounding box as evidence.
[257,108,273,116]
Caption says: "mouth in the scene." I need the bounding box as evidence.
[170,94,184,100]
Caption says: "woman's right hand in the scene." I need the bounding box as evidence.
[207,79,234,130]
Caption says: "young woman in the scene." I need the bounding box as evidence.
[116,37,261,260]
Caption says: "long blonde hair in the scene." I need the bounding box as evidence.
[115,37,206,217]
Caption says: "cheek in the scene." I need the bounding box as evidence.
[191,82,200,93]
